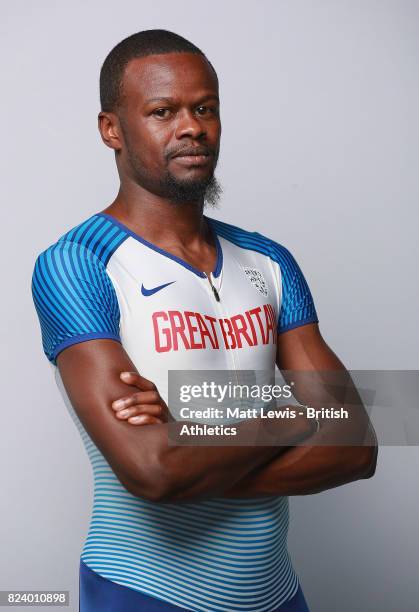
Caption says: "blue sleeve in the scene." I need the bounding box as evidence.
[265,238,319,333]
[31,240,121,364]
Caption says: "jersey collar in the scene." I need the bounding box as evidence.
[97,212,223,279]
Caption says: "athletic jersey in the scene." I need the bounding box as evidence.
[31,211,318,612]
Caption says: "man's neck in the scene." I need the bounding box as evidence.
[101,188,210,250]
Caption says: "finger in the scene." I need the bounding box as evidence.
[119,371,157,391]
[112,390,161,411]
[115,407,141,420]
[127,415,163,426]
[115,404,163,419]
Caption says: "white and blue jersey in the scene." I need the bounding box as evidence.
[31,212,318,611]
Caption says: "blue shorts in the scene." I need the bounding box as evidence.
[79,559,310,611]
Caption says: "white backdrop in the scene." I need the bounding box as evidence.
[1,1,418,610]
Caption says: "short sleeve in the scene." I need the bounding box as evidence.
[31,240,121,364]
[264,238,319,334]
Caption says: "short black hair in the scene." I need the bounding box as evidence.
[99,29,218,112]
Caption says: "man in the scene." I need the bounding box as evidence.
[32,29,377,612]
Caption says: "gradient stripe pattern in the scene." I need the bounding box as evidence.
[64,395,299,611]
[207,217,319,333]
[31,215,128,363]
[31,213,318,610]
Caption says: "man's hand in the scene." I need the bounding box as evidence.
[110,374,318,442]
[111,371,169,426]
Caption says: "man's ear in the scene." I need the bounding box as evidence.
[98,112,123,151]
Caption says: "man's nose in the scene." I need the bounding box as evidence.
[175,109,206,139]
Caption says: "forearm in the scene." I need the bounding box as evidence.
[222,425,378,498]
[132,413,317,502]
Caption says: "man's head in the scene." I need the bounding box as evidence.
[98,30,222,208]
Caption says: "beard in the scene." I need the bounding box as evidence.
[122,133,222,209]
[158,170,223,209]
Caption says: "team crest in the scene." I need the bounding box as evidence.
[243,267,268,296]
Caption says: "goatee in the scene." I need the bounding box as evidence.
[161,173,222,209]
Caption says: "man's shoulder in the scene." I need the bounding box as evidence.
[34,212,129,268]
[207,215,293,262]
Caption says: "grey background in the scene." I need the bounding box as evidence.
[1,1,418,611]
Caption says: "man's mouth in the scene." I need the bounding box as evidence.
[171,148,212,166]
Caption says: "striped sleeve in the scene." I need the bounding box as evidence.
[31,240,121,364]
[266,238,319,333]
[205,217,319,335]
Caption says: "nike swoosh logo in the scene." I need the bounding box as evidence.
[141,281,176,296]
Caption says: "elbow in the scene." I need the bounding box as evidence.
[363,445,378,479]
[356,444,378,480]
[348,420,378,481]
[129,479,174,503]
[117,455,175,503]
[118,448,198,503]
[131,453,198,504]
[142,488,174,504]
[120,472,174,503]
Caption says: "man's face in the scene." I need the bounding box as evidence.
[114,52,222,206]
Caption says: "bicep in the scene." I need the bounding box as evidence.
[276,324,375,445]
[274,252,376,450]
[276,322,347,419]
[56,339,167,498]
[276,323,345,371]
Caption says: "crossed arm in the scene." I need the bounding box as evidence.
[57,323,377,503]
[224,323,378,497]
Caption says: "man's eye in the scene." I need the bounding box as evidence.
[197,106,218,117]
[196,105,217,116]
[152,108,171,118]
